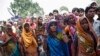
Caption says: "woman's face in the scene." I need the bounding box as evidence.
[6,28,13,35]
[24,24,30,32]
[50,23,57,32]
[38,19,43,23]
[80,18,89,31]
[69,15,75,24]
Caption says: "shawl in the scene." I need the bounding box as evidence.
[21,24,37,48]
[76,17,97,55]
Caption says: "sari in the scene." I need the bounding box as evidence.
[47,21,70,56]
[0,32,20,56]
[76,17,97,56]
[21,25,38,56]
[65,25,78,56]
[65,13,78,56]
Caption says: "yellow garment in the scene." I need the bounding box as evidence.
[57,32,64,40]
[21,28,37,48]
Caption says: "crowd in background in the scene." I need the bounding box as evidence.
[0,2,100,56]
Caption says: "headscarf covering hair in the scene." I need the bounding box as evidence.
[47,20,58,34]
[21,23,37,47]
[47,20,64,40]
[68,13,77,21]
[76,17,97,50]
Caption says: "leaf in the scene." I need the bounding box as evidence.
[9,0,44,18]
[59,6,69,12]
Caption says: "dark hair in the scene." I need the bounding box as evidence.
[79,8,84,12]
[6,27,12,33]
[49,13,53,16]
[64,17,69,25]
[24,23,29,28]
[47,21,58,35]
[19,25,22,31]
[31,17,34,20]
[72,8,80,13]
[38,16,42,20]
[96,7,100,12]
[3,21,6,25]
[90,2,97,7]
[53,9,59,13]
[9,22,13,25]
[85,6,95,14]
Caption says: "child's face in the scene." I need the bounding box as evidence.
[79,12,84,17]
[80,18,89,31]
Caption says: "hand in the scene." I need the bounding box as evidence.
[63,35,69,43]
[86,47,94,53]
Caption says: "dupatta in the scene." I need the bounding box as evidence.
[21,24,37,48]
[76,17,97,56]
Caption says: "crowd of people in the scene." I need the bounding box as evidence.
[0,2,100,56]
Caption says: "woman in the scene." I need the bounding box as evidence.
[65,13,78,56]
[36,16,44,35]
[0,25,20,56]
[36,17,47,56]
[47,20,70,56]
[21,23,38,56]
[76,17,97,56]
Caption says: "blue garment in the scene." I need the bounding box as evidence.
[11,43,20,56]
[47,35,70,56]
[47,21,70,56]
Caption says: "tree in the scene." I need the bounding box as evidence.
[8,0,44,18]
[92,0,100,6]
[59,6,69,12]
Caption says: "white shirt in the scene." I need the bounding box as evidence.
[93,19,100,37]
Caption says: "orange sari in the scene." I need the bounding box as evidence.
[21,27,38,56]
[76,17,97,56]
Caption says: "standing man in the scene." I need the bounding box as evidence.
[53,9,63,21]
[85,6,96,25]
[93,7,100,55]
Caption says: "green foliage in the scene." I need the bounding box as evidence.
[92,0,100,6]
[9,0,44,18]
[59,6,69,12]
[96,0,100,6]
